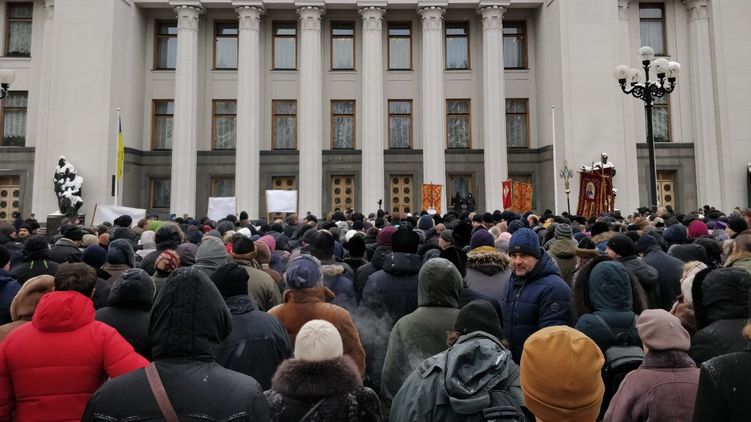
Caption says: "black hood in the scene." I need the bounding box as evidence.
[382,252,422,276]
[108,268,155,310]
[150,267,233,361]
[371,245,392,271]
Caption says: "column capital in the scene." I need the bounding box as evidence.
[478,5,506,30]
[297,5,324,32]
[617,0,631,20]
[43,0,54,19]
[359,6,385,32]
[418,6,445,32]
[236,6,263,30]
[683,0,710,20]
[174,5,204,31]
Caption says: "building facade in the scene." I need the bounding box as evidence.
[0,0,749,221]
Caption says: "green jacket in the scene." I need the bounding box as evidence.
[727,254,751,275]
[380,258,463,410]
[389,332,523,422]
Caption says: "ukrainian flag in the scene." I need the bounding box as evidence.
[116,115,124,181]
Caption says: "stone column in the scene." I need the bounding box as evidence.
[479,4,507,212]
[419,5,447,212]
[359,5,386,214]
[170,5,202,217]
[297,4,324,217]
[235,5,263,218]
[683,0,722,207]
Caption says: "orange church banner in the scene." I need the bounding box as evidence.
[510,181,533,213]
[421,184,442,215]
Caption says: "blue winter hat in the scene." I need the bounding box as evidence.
[82,244,107,269]
[508,228,542,259]
[284,254,323,289]
[508,220,524,234]
[663,224,688,245]
[470,229,495,250]
[418,214,434,231]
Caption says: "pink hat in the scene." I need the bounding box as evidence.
[259,235,276,253]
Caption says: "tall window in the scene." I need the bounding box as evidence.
[331,22,354,70]
[388,100,412,148]
[331,100,355,149]
[506,99,529,147]
[653,95,670,142]
[503,22,527,69]
[445,22,469,70]
[388,23,411,70]
[210,176,235,197]
[152,100,174,150]
[149,178,171,209]
[1,91,27,146]
[273,22,297,70]
[447,99,470,148]
[640,4,666,56]
[5,3,32,57]
[272,100,297,149]
[214,21,238,70]
[154,20,177,70]
[213,100,237,149]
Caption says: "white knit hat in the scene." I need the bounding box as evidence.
[294,320,343,362]
[345,229,359,243]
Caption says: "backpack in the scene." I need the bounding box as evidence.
[456,365,530,422]
[593,314,644,415]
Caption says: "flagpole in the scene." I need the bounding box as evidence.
[115,108,120,206]
[552,105,559,215]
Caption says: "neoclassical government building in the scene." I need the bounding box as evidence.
[0,0,749,221]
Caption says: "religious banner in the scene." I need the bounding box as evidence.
[502,180,512,210]
[421,184,442,215]
[576,171,615,218]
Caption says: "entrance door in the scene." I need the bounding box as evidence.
[390,175,413,214]
[268,176,296,220]
[0,176,20,222]
[657,171,676,209]
[448,174,473,212]
[331,175,355,213]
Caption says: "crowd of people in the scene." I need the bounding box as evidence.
[0,204,750,421]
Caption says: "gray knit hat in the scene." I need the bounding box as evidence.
[554,224,573,240]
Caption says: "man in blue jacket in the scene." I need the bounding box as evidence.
[502,228,572,362]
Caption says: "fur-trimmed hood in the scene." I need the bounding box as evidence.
[270,355,362,398]
[322,263,346,278]
[467,246,510,276]
[591,230,616,245]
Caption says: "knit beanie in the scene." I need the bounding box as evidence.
[663,224,688,245]
[186,225,203,245]
[507,220,524,235]
[687,219,709,240]
[554,223,573,240]
[231,235,256,260]
[81,244,107,269]
[635,234,659,254]
[606,234,636,257]
[728,217,749,234]
[294,319,343,362]
[636,309,691,351]
[210,262,250,298]
[259,235,276,253]
[309,230,336,260]
[418,214,434,231]
[392,228,420,254]
[155,250,181,273]
[589,222,610,238]
[107,239,135,267]
[284,254,323,289]
[454,299,504,341]
[176,243,197,266]
[110,268,155,308]
[469,229,495,250]
[668,244,709,265]
[254,241,272,264]
[0,245,10,268]
[440,229,453,243]
[377,226,397,247]
[452,222,473,249]
[521,326,604,422]
[508,228,542,259]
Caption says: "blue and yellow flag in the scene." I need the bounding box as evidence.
[116,115,124,181]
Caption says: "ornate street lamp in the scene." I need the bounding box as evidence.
[614,46,680,207]
[0,69,15,100]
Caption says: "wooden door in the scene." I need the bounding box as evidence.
[0,176,20,222]
[390,175,413,214]
[330,175,355,213]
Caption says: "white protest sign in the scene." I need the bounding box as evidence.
[208,197,237,221]
[266,190,298,213]
[92,205,146,226]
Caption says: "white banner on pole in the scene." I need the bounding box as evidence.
[208,197,237,221]
[266,190,298,213]
[92,204,146,226]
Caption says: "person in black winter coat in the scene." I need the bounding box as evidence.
[95,268,154,360]
[49,225,83,264]
[9,236,58,285]
[636,234,683,310]
[689,267,751,365]
[606,234,661,309]
[137,223,183,275]
[692,291,751,422]
[80,245,112,310]
[211,263,292,390]
[356,226,396,295]
[82,267,271,421]
[0,246,20,325]
[266,319,382,422]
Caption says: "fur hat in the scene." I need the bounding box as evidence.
[455,299,504,341]
[284,255,323,289]
[636,309,690,351]
[508,228,542,259]
[309,230,335,260]
[521,326,604,422]
[294,319,343,361]
[62,225,84,241]
[9,274,54,321]
[606,234,636,258]
[469,229,495,250]
[211,262,250,298]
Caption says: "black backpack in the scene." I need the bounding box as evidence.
[593,314,644,415]
[458,365,531,422]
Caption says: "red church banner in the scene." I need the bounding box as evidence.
[576,171,615,218]
[502,180,512,209]
[502,180,533,213]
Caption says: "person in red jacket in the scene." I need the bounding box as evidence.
[0,262,148,422]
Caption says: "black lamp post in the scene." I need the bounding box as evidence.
[614,46,680,208]
[0,69,15,100]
